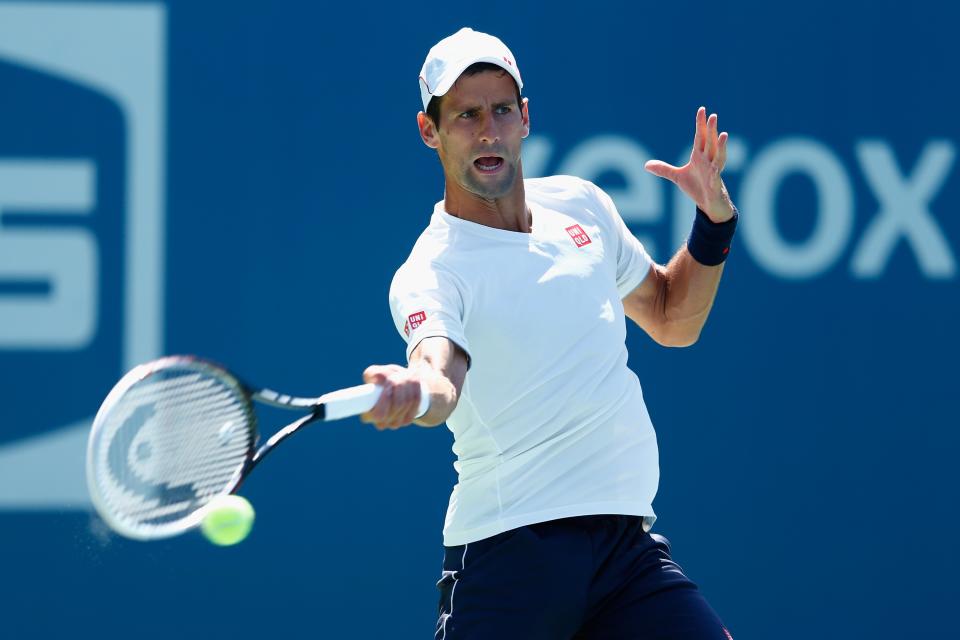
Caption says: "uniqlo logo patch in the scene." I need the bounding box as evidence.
[404,310,426,337]
[565,224,591,247]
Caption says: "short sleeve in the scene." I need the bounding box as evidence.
[586,181,654,298]
[389,261,472,363]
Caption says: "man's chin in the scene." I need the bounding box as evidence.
[465,167,517,200]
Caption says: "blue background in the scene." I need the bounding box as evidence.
[1,0,958,638]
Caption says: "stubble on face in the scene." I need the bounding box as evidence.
[456,148,518,200]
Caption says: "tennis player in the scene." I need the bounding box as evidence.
[361,27,738,639]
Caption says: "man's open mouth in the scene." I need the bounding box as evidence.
[474,156,504,173]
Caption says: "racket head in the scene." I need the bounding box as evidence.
[86,356,257,540]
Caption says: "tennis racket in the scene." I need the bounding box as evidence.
[86,355,428,541]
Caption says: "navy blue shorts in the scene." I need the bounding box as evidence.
[435,515,732,639]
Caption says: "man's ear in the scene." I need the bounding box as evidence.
[520,97,530,139]
[418,111,440,149]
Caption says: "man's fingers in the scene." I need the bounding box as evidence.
[363,364,398,385]
[403,384,425,424]
[694,106,706,153]
[362,365,401,427]
[360,365,425,430]
[401,379,425,424]
[644,159,680,183]
[706,113,718,160]
[362,370,383,385]
[392,383,420,427]
[368,376,423,429]
[383,379,415,426]
[373,382,396,424]
[716,132,728,170]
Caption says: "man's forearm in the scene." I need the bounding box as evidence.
[657,245,726,346]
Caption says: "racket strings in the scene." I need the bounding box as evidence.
[90,365,255,536]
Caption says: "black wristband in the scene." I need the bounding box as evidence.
[687,206,738,266]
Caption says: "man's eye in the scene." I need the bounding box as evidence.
[496,106,512,114]
[459,111,475,119]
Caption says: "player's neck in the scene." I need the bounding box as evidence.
[443,173,532,234]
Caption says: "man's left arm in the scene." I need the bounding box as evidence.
[623,106,738,347]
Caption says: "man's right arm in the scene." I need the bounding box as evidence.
[360,336,468,430]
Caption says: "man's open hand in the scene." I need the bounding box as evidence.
[644,106,735,223]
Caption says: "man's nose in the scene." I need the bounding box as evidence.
[478,113,499,144]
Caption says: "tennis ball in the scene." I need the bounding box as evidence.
[200,494,255,546]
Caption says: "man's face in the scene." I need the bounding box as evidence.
[422,70,530,200]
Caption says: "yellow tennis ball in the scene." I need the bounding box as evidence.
[200,494,255,546]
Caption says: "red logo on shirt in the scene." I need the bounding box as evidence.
[565,224,592,247]
[404,310,427,337]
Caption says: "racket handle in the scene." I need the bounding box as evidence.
[320,380,431,422]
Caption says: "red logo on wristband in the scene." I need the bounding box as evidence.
[404,311,426,337]
[565,224,592,247]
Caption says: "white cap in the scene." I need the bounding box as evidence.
[418,28,523,111]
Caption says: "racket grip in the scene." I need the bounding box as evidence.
[415,379,431,419]
[320,380,431,422]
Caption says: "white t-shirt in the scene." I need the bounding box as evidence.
[389,175,659,546]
